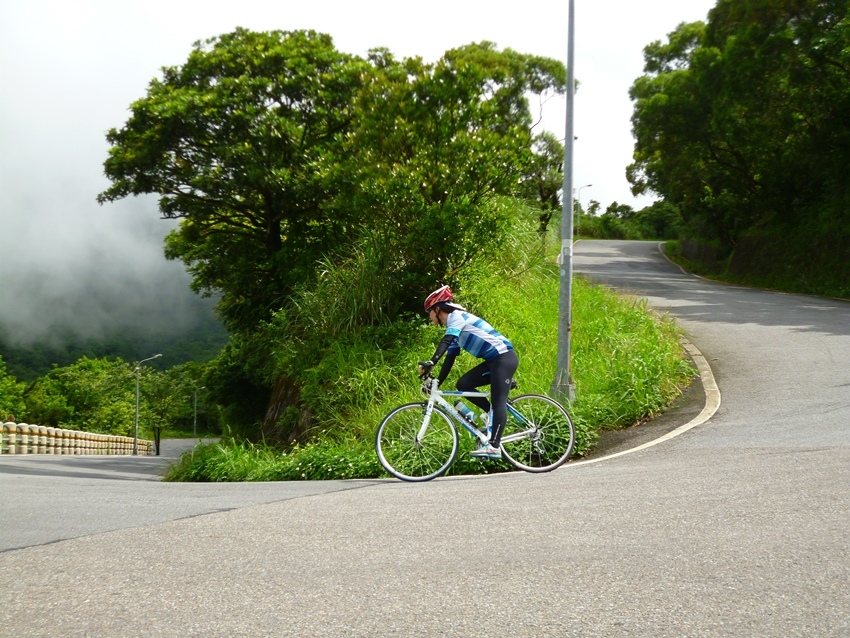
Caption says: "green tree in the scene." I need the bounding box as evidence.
[634,200,683,238]
[0,355,25,422]
[521,131,565,235]
[629,2,850,251]
[23,357,136,433]
[605,202,635,219]
[628,21,715,236]
[98,29,369,333]
[99,29,567,443]
[346,43,566,301]
[22,375,72,427]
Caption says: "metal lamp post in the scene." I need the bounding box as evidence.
[193,386,206,438]
[575,183,592,237]
[134,354,162,455]
[552,0,578,402]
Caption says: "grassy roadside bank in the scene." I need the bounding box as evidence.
[165,253,696,482]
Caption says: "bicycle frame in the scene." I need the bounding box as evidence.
[419,377,530,446]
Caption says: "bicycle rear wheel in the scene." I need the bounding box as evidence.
[375,403,459,482]
[500,394,575,472]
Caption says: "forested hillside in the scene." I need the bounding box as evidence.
[0,315,227,382]
[629,0,850,297]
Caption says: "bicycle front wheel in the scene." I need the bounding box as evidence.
[500,394,575,473]
[375,403,459,482]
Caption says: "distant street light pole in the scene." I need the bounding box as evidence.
[575,183,592,237]
[552,0,578,402]
[134,353,162,455]
[193,386,206,438]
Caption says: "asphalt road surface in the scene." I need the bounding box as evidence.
[1,240,848,637]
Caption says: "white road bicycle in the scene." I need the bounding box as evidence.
[375,374,576,482]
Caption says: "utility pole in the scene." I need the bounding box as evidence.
[134,353,162,455]
[551,0,577,402]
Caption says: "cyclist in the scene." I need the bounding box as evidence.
[418,285,519,459]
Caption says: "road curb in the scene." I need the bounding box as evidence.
[569,338,721,467]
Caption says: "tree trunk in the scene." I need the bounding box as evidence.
[262,374,313,445]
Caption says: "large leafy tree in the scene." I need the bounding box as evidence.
[629,1,850,251]
[627,21,720,239]
[98,29,368,332]
[346,43,565,301]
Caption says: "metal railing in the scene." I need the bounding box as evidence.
[0,422,153,456]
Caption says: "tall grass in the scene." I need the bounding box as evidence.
[166,206,695,482]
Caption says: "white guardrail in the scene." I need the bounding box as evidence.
[0,422,153,456]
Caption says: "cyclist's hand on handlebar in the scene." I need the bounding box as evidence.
[418,360,434,378]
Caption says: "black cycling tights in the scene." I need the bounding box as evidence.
[455,350,519,447]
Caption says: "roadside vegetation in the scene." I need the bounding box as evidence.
[163,207,695,481]
[664,235,850,301]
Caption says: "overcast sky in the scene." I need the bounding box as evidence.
[0,0,717,347]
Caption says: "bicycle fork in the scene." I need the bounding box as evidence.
[416,401,436,444]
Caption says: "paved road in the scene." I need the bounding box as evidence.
[1,240,848,637]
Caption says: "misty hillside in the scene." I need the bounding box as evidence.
[0,312,228,382]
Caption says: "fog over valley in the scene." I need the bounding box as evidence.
[0,193,218,349]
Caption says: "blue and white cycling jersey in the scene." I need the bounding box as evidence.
[444,311,514,361]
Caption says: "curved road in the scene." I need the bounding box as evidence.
[1,240,848,637]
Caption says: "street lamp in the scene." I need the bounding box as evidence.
[193,386,206,438]
[575,183,592,237]
[134,353,162,455]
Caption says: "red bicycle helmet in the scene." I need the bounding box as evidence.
[424,285,465,313]
[424,285,454,312]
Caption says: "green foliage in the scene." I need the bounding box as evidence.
[168,205,696,481]
[521,131,565,235]
[668,226,850,299]
[98,30,567,441]
[578,200,683,241]
[257,239,436,442]
[164,439,383,482]
[15,355,216,438]
[633,200,684,239]
[99,28,369,333]
[347,43,565,303]
[100,31,566,333]
[629,2,850,252]
[23,357,136,433]
[570,282,695,430]
[0,355,26,421]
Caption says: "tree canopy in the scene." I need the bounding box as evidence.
[99,29,566,332]
[628,0,850,251]
[99,29,368,332]
[98,29,566,441]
